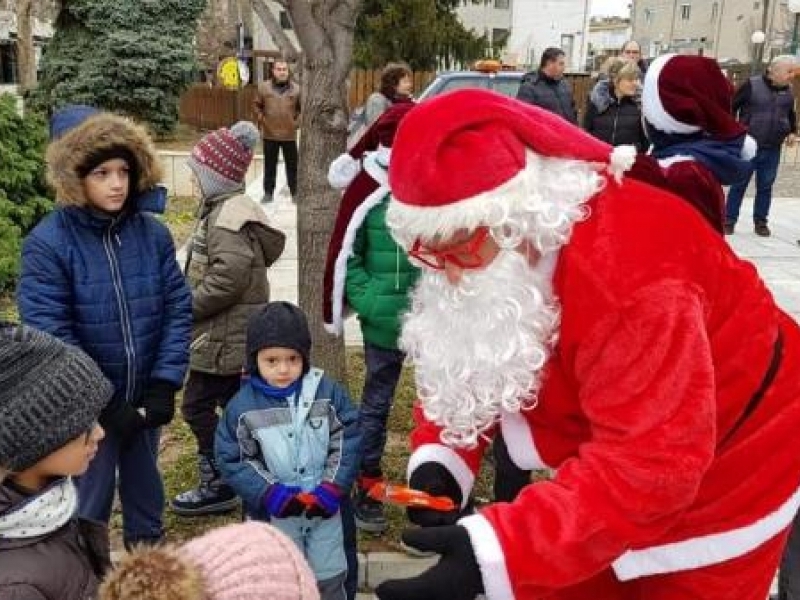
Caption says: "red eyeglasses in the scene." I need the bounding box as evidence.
[408,227,491,270]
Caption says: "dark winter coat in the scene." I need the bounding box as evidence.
[735,75,797,149]
[583,79,647,151]
[0,480,111,600]
[187,192,286,375]
[516,70,578,124]
[18,114,192,416]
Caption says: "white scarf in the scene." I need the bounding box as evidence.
[0,477,78,539]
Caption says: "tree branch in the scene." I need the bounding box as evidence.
[252,0,300,61]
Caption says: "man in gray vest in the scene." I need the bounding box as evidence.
[516,47,578,124]
[725,55,798,237]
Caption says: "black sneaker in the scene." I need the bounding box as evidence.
[171,483,239,516]
[353,487,388,533]
[754,222,771,237]
[723,222,735,235]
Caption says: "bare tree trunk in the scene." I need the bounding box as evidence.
[16,0,36,92]
[281,0,359,381]
[252,0,300,61]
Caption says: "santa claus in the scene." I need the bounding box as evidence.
[374,87,800,600]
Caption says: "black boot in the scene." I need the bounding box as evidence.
[171,454,239,516]
[353,475,388,534]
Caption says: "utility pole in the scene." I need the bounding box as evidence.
[579,0,590,72]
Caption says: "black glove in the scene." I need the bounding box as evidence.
[140,379,177,428]
[407,462,466,527]
[99,402,146,447]
[375,526,484,600]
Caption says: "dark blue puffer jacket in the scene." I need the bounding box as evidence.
[18,110,191,414]
[18,194,192,409]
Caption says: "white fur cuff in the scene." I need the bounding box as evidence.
[328,153,360,190]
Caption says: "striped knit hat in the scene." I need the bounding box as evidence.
[188,121,259,198]
[0,322,112,472]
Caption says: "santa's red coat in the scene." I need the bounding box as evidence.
[408,177,800,599]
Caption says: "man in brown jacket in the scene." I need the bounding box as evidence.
[171,121,286,516]
[253,59,301,203]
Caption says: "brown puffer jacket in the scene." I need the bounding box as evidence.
[0,481,111,600]
[187,192,286,375]
[253,80,301,141]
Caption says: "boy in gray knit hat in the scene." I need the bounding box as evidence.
[173,122,287,516]
[0,322,113,599]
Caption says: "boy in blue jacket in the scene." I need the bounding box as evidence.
[216,302,361,600]
[17,105,192,549]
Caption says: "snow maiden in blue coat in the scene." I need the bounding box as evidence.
[17,106,192,549]
[216,302,362,600]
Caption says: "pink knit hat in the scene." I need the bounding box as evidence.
[100,522,320,600]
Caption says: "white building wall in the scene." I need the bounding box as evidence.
[507,0,589,71]
[456,0,513,50]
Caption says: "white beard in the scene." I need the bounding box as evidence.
[401,249,561,449]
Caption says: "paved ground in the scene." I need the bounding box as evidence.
[230,171,799,597]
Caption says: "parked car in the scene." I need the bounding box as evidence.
[417,69,526,101]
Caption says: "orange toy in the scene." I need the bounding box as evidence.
[367,481,456,512]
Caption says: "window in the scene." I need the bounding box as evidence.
[644,8,654,25]
[711,2,719,21]
[279,10,293,30]
[680,4,691,20]
[492,28,510,47]
[494,0,510,8]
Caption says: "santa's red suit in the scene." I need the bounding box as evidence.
[381,86,800,600]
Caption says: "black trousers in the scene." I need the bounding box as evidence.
[262,138,298,197]
[182,370,242,455]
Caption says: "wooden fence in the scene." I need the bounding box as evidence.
[178,64,790,132]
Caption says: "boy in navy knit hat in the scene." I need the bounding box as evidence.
[215,301,362,600]
[172,122,287,517]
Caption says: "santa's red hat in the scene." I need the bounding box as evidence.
[322,102,416,334]
[642,54,746,140]
[387,89,635,245]
[328,101,416,189]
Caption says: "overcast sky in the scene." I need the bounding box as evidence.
[591,0,631,17]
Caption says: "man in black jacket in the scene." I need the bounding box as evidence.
[516,47,578,124]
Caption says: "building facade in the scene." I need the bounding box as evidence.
[506,0,590,71]
[0,2,53,87]
[587,16,633,71]
[456,0,513,62]
[632,0,800,64]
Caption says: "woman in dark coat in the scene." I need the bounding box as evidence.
[584,58,647,151]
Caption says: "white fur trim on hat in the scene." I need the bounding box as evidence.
[387,150,603,248]
[328,153,360,190]
[326,183,390,335]
[642,54,702,135]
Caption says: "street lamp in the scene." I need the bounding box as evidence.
[751,30,766,75]
[788,0,800,55]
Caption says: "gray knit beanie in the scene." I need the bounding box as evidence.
[0,322,113,472]
[188,121,260,199]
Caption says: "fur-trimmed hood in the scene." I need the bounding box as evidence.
[46,113,163,207]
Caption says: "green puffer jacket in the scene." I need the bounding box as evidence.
[345,196,419,350]
[187,192,286,375]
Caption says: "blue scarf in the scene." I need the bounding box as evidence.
[250,375,302,400]
[647,124,753,185]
